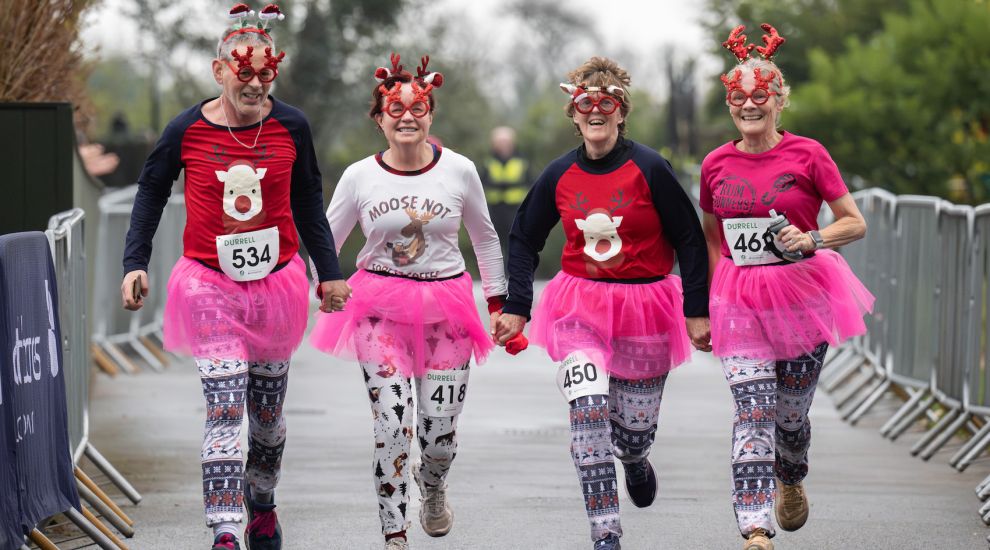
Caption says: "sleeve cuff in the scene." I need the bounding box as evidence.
[502,301,532,320]
[486,295,507,314]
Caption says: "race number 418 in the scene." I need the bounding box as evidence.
[418,369,470,417]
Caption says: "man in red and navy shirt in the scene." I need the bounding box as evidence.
[120,15,345,550]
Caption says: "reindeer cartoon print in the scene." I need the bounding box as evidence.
[216,159,268,233]
[386,208,435,266]
[570,189,632,274]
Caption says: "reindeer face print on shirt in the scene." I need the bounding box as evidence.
[365,194,455,272]
[569,189,632,272]
[216,159,268,233]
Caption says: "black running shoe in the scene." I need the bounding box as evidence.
[623,458,657,508]
[594,533,621,549]
[212,533,241,550]
[244,485,282,550]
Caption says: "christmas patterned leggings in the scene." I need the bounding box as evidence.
[360,360,468,535]
[569,374,667,542]
[719,342,828,538]
[197,358,290,527]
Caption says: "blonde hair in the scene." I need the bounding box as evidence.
[565,56,633,137]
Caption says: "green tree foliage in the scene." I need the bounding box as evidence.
[788,0,990,201]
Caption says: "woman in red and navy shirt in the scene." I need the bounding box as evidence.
[494,56,710,550]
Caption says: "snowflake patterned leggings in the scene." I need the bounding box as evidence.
[569,373,668,542]
[197,358,290,527]
[719,343,828,538]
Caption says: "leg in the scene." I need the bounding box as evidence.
[608,332,669,464]
[609,374,666,508]
[198,358,249,537]
[721,355,778,539]
[775,343,828,485]
[570,391,621,542]
[361,360,415,537]
[773,344,828,534]
[414,321,474,486]
[245,360,290,498]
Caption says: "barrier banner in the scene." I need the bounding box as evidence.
[0,232,80,547]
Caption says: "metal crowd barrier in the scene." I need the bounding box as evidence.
[91,185,182,375]
[42,209,141,549]
[823,190,990,525]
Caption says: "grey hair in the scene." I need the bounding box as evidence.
[216,27,274,60]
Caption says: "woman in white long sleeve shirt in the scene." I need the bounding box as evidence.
[309,54,506,550]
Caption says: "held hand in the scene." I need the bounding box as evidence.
[494,313,526,346]
[777,225,815,253]
[686,316,712,352]
[320,279,353,313]
[121,270,149,311]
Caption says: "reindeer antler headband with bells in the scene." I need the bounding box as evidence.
[719,24,786,94]
[375,53,444,107]
[222,3,286,71]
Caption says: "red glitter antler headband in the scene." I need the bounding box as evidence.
[721,23,786,62]
[375,53,443,105]
[720,23,786,91]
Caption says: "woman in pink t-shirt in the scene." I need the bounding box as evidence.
[699,25,874,550]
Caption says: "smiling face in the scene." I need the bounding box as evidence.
[573,91,624,150]
[376,82,433,148]
[213,42,274,123]
[729,69,784,141]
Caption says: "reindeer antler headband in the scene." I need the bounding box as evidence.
[224,3,286,41]
[375,53,444,106]
[720,23,786,92]
[223,4,286,71]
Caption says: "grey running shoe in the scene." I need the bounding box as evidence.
[384,538,409,549]
[412,460,453,537]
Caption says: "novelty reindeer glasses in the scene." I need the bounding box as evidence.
[720,24,786,105]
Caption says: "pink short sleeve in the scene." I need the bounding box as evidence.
[809,143,848,202]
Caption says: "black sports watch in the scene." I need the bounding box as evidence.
[808,230,825,250]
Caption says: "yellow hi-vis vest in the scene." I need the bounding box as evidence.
[484,157,529,205]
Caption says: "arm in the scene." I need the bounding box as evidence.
[461,161,508,301]
[501,168,561,319]
[702,213,723,287]
[779,193,867,252]
[494,166,561,345]
[289,116,344,283]
[121,119,185,310]
[649,161,709,318]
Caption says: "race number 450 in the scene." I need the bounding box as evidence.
[556,351,609,402]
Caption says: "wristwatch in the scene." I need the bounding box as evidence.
[808,230,825,250]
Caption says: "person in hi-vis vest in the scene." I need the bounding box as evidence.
[480,126,531,256]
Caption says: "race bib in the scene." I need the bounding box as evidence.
[418,369,470,418]
[556,352,609,402]
[215,227,280,282]
[722,217,785,266]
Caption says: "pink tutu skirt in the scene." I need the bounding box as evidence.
[529,272,692,379]
[309,270,493,378]
[163,255,309,361]
[710,249,875,360]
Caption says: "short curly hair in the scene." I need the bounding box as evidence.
[564,56,633,137]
